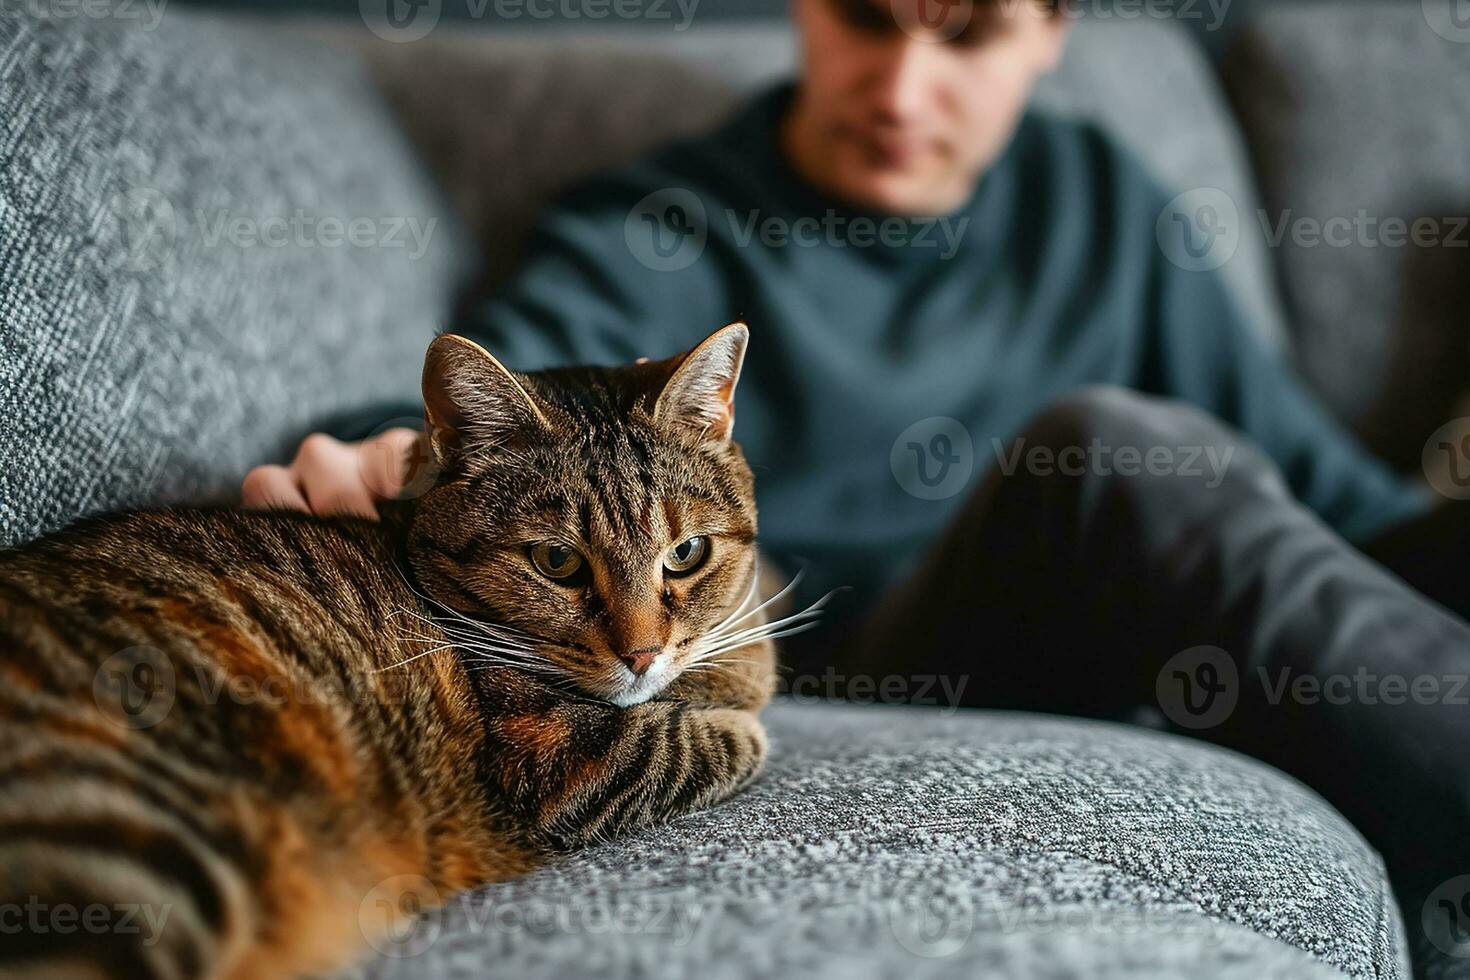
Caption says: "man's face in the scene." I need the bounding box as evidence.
[786,0,1069,215]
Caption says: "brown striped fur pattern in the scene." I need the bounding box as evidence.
[0,323,779,978]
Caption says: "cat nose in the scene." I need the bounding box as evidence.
[617,646,662,677]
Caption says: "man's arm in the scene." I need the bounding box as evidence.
[1145,244,1433,543]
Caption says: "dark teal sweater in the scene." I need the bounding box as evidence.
[354,85,1429,610]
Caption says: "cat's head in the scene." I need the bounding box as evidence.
[405,322,758,706]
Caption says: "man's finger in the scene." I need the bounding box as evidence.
[298,465,379,519]
[289,435,377,518]
[360,428,424,501]
[241,465,311,513]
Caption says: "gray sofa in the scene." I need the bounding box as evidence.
[3,4,1468,978]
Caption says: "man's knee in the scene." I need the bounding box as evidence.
[1026,386,1190,448]
[1009,385,1282,494]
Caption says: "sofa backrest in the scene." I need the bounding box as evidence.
[1222,4,1470,469]
[0,7,466,545]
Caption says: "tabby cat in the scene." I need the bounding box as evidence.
[0,321,807,979]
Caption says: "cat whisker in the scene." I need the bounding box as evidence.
[676,658,763,677]
[390,626,538,657]
[390,605,540,649]
[683,657,762,667]
[390,606,481,632]
[450,640,559,666]
[449,637,551,659]
[389,636,577,686]
[705,563,764,637]
[704,565,814,641]
[693,587,840,659]
[695,620,825,659]
[460,664,604,705]
[465,660,562,677]
[388,565,546,648]
[387,620,565,678]
[373,644,459,673]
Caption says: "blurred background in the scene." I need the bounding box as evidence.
[4,0,1470,540]
[180,0,1270,49]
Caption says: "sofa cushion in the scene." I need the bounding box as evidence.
[303,17,1287,353]
[1220,5,1470,469]
[342,702,1406,980]
[0,7,468,546]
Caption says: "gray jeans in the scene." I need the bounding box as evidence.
[790,386,1470,978]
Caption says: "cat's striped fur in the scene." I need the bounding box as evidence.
[0,323,784,978]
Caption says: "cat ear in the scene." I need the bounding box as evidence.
[422,334,550,466]
[653,321,749,443]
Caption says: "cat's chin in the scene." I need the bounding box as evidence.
[601,667,677,708]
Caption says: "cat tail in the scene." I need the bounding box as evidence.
[0,783,256,980]
[0,787,395,980]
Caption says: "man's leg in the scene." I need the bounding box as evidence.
[1361,500,1470,622]
[814,386,1470,976]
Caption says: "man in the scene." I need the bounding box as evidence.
[245,0,1467,971]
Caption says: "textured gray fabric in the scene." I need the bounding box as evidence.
[343,702,1404,979]
[1220,5,1470,468]
[0,7,468,546]
[302,17,1287,351]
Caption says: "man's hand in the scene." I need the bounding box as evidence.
[241,427,422,518]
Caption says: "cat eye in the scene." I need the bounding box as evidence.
[529,542,585,581]
[664,536,709,575]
